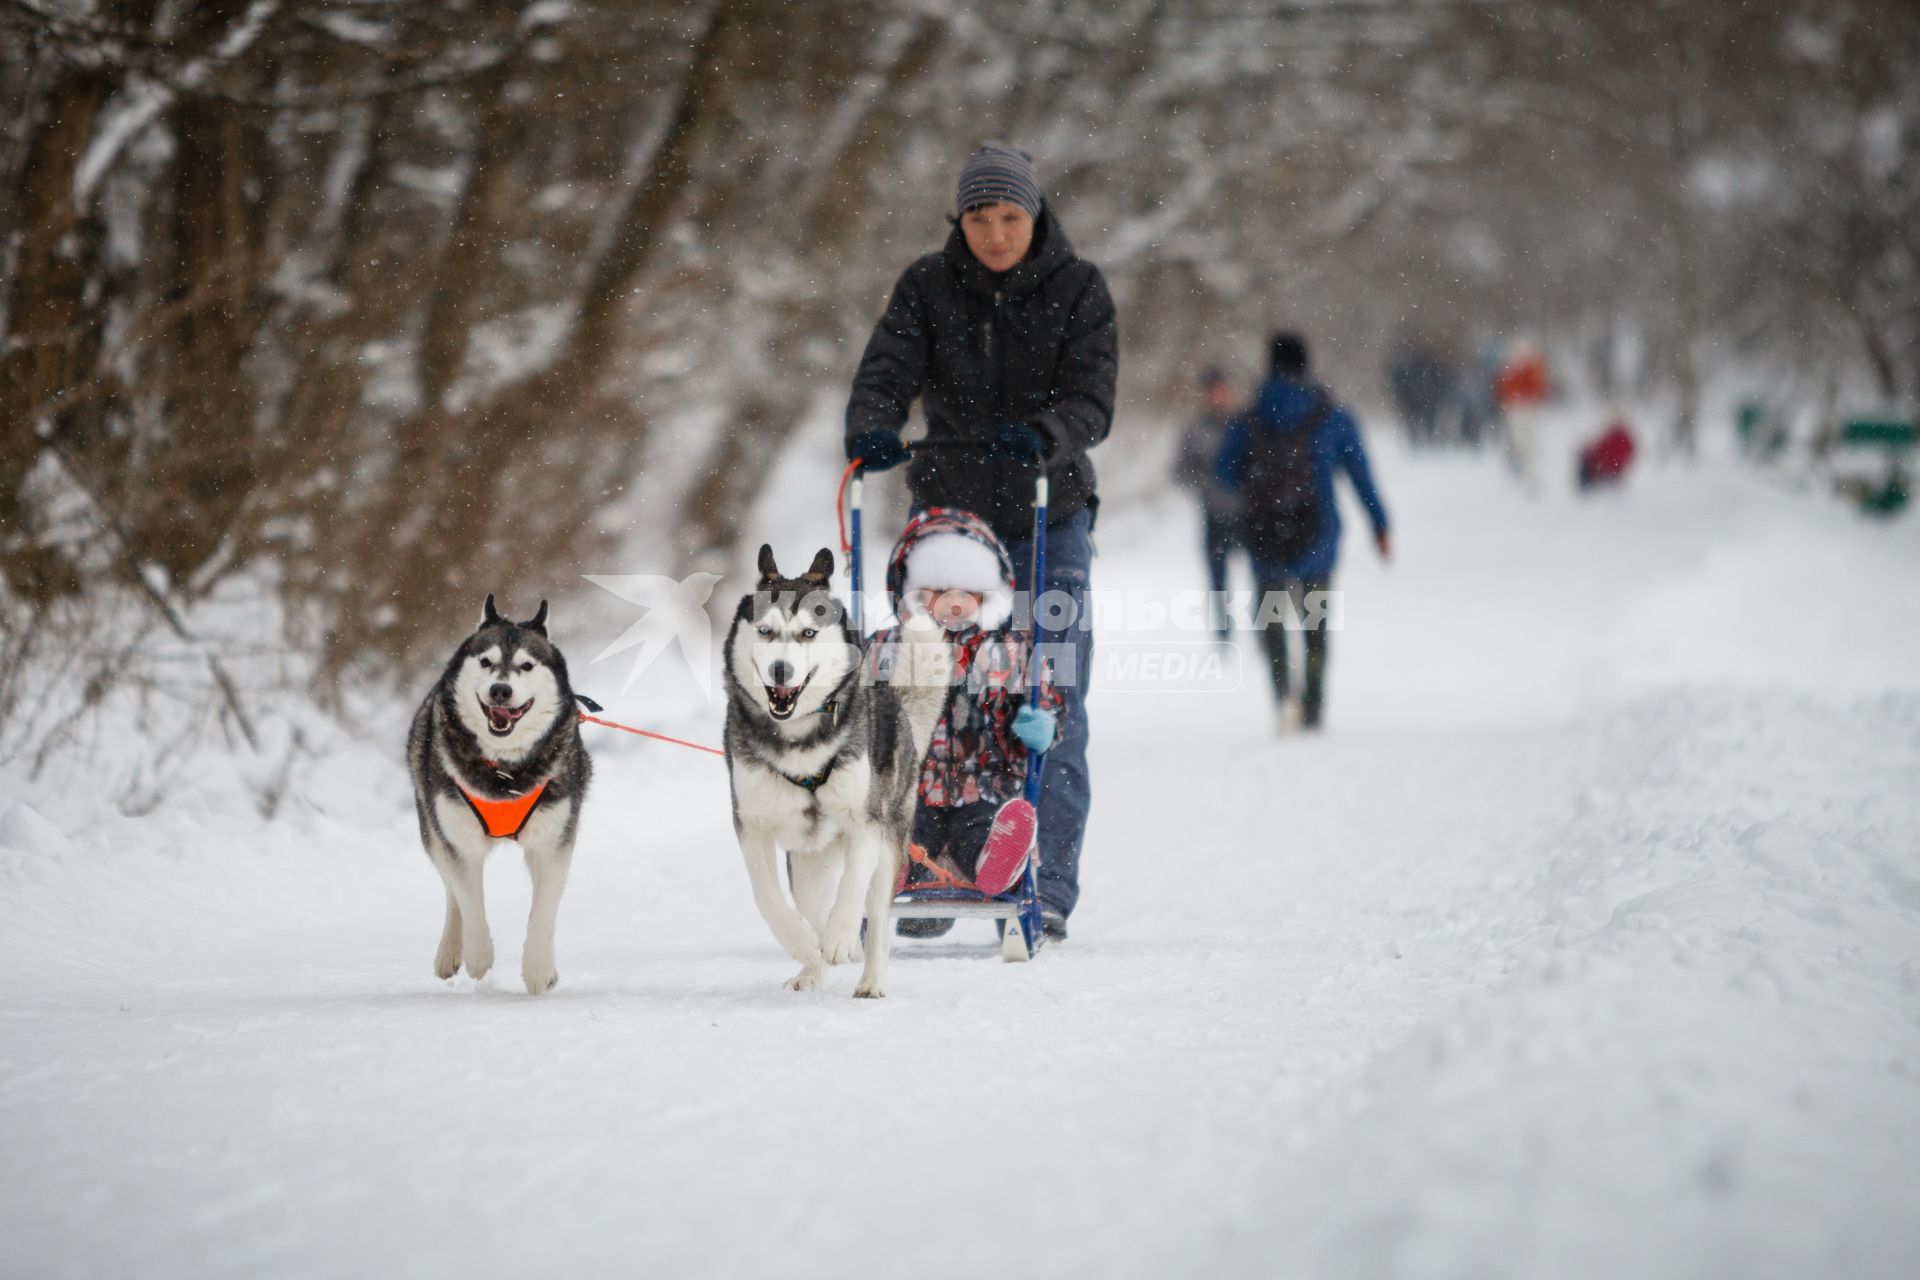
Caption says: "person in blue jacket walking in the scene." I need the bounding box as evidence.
[1215,332,1391,732]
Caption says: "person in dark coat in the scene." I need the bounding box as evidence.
[1174,366,1242,637]
[1216,332,1390,733]
[845,141,1118,940]
[1386,338,1456,448]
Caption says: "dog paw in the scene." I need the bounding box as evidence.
[852,979,887,999]
[522,939,557,995]
[786,967,821,992]
[434,942,461,980]
[819,921,864,966]
[464,938,495,981]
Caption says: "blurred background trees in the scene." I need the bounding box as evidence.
[2,0,1915,729]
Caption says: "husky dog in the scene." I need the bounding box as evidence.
[406,595,592,994]
[723,546,951,998]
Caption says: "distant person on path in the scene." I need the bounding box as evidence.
[1386,338,1456,448]
[1495,337,1552,488]
[844,141,1118,941]
[1456,339,1504,448]
[1216,332,1391,733]
[1173,365,1242,637]
[1577,410,1638,491]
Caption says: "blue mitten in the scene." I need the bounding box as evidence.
[848,430,911,472]
[1012,703,1057,752]
[987,421,1047,462]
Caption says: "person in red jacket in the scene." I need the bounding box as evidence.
[1578,412,1638,490]
[1495,338,1552,488]
[1494,343,1551,408]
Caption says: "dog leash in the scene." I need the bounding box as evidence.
[573,694,726,758]
[835,458,863,555]
[577,713,726,757]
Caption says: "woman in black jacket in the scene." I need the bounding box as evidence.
[845,141,1118,941]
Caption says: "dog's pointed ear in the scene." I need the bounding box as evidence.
[523,600,550,634]
[803,548,835,584]
[481,593,503,627]
[757,544,780,582]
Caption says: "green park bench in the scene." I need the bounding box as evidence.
[1837,416,1914,517]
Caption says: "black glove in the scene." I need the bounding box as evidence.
[848,430,911,473]
[987,421,1046,462]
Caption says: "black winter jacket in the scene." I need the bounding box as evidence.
[845,209,1119,538]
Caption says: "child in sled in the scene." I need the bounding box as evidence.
[871,508,1062,938]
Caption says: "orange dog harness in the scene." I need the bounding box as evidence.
[457,780,549,839]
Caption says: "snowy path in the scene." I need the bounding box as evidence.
[4,434,1919,1279]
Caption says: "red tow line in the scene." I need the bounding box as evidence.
[577,711,725,758]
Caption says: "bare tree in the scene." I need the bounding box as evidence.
[2,0,1913,771]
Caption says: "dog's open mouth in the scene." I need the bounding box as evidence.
[480,696,534,737]
[763,678,808,721]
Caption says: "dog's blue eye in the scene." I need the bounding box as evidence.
[757,626,773,637]
[802,629,817,639]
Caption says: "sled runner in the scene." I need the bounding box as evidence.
[847,451,1054,962]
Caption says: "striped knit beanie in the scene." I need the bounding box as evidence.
[955,141,1042,219]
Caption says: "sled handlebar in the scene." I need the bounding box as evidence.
[901,438,1049,471]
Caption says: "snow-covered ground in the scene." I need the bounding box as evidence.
[4,417,1918,1279]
